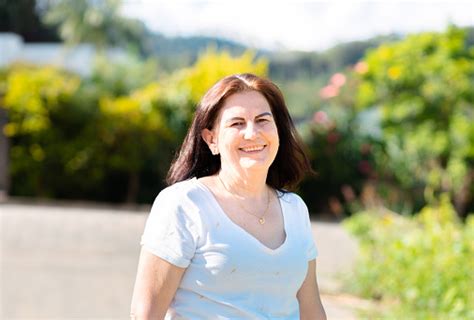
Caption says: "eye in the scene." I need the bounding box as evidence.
[230,121,244,127]
[257,118,270,123]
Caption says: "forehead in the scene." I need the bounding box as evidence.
[219,91,271,119]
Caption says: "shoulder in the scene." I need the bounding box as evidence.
[279,191,311,225]
[279,190,307,209]
[151,178,208,219]
[148,178,205,232]
[155,178,204,204]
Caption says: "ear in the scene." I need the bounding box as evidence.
[201,128,219,155]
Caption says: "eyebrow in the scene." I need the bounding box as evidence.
[225,112,273,123]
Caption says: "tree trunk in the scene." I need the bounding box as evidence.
[0,107,9,201]
[125,171,139,204]
[453,169,473,219]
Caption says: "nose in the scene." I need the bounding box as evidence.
[243,122,258,140]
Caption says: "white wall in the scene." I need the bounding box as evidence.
[0,32,125,75]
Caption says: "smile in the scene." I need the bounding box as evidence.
[239,145,266,152]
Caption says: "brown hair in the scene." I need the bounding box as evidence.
[166,73,312,191]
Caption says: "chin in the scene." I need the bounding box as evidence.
[239,159,272,170]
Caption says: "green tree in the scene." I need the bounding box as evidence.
[0,0,59,42]
[355,25,474,217]
[177,47,268,103]
[41,0,144,51]
[97,83,178,202]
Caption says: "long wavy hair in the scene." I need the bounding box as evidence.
[166,73,312,191]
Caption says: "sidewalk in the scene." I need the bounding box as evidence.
[1,202,366,319]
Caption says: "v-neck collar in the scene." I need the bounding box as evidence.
[192,177,288,254]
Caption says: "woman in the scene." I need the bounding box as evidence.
[131,74,326,319]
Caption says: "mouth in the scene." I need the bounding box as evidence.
[239,145,267,153]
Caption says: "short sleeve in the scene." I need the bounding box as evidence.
[299,197,318,261]
[140,188,198,268]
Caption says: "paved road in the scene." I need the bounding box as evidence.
[1,202,363,319]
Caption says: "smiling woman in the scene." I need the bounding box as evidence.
[130,74,326,319]
[167,74,311,189]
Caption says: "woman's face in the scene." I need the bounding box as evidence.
[202,90,280,174]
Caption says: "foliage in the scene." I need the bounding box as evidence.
[0,0,60,42]
[1,64,99,198]
[268,34,400,81]
[0,62,174,202]
[343,195,474,319]
[41,0,144,50]
[143,33,249,72]
[296,67,382,217]
[297,26,474,218]
[97,82,182,202]
[177,47,268,103]
[88,53,159,96]
[354,25,474,216]
[3,64,80,136]
[299,107,379,216]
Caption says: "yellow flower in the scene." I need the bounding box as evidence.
[388,66,402,80]
[3,123,17,137]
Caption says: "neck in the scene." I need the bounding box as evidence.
[217,167,268,199]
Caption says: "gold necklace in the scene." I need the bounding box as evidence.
[217,174,271,225]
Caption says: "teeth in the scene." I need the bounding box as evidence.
[241,145,265,152]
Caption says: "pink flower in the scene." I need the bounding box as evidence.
[330,73,346,87]
[319,85,339,99]
[313,111,329,124]
[354,61,368,74]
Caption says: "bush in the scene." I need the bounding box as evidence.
[299,106,379,217]
[1,64,90,198]
[343,195,474,319]
[354,25,474,217]
[298,71,380,217]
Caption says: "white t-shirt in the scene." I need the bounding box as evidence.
[140,177,318,319]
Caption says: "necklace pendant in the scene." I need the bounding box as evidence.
[259,217,265,224]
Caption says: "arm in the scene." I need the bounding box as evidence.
[297,259,327,320]
[130,247,186,319]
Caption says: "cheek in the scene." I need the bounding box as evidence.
[269,128,280,155]
[219,132,240,150]
[266,125,280,144]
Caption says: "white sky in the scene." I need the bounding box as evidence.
[120,1,474,51]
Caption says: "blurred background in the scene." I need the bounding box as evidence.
[0,0,473,319]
